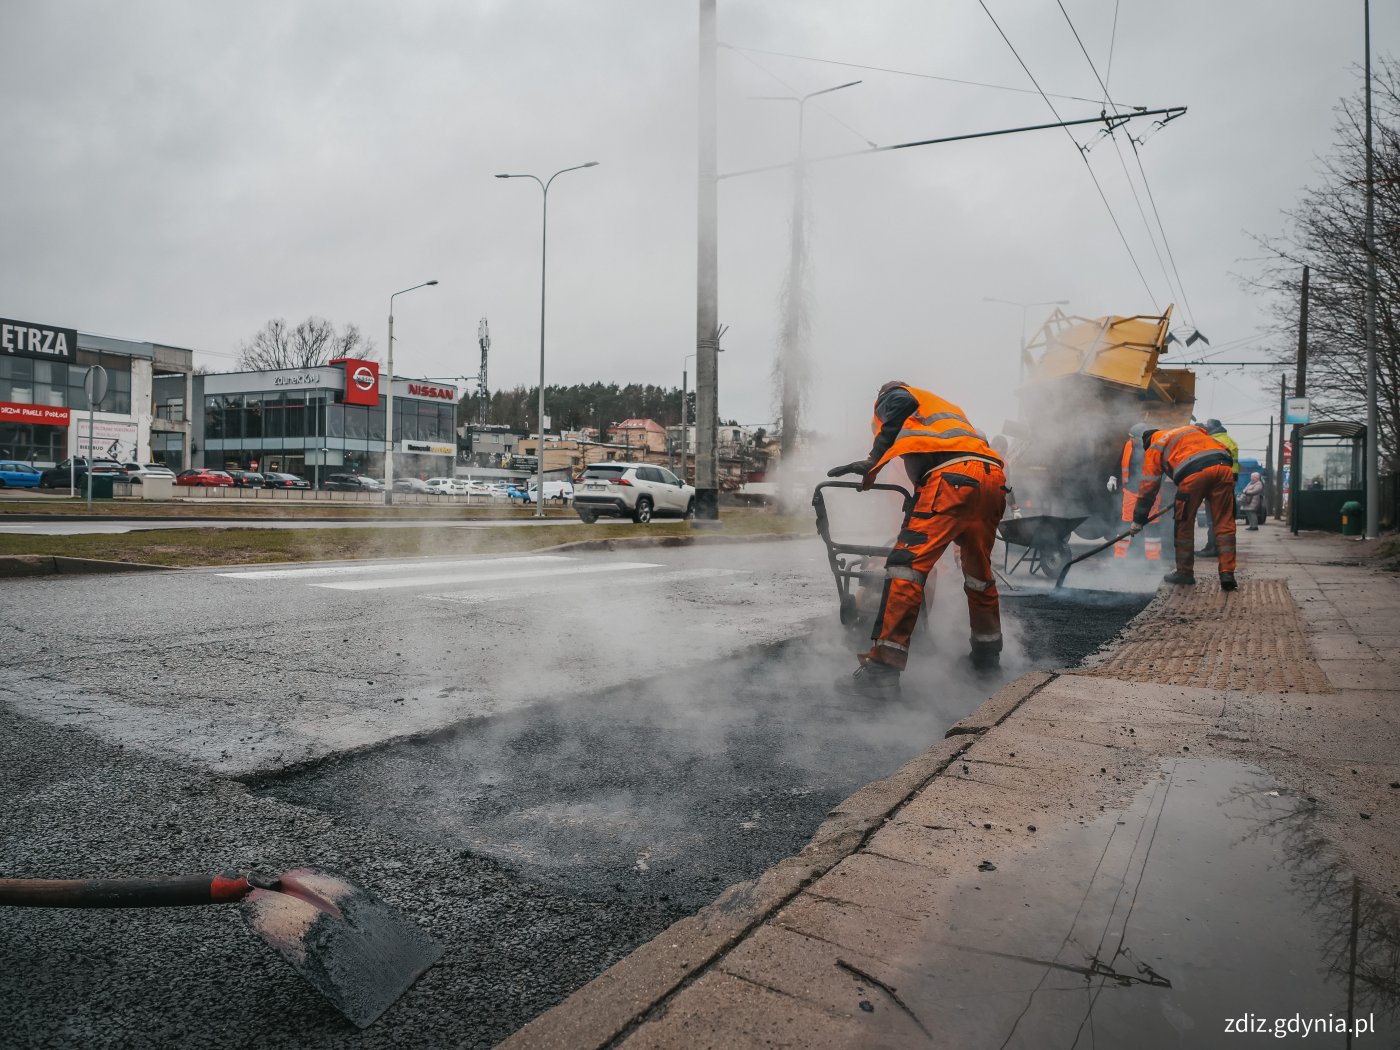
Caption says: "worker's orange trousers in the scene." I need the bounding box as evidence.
[866,461,1007,671]
[1174,463,1236,574]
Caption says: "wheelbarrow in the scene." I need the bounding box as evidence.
[997,513,1087,578]
[811,479,915,630]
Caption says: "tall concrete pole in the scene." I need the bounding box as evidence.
[695,0,720,519]
[1291,266,1309,535]
[1276,373,1288,520]
[1363,0,1380,538]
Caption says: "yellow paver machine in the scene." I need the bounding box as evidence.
[1000,305,1196,563]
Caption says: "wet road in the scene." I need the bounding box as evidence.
[1,539,1153,1047]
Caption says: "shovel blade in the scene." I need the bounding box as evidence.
[241,867,442,1029]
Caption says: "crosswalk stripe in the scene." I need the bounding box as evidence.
[425,567,747,604]
[216,554,572,581]
[313,560,665,592]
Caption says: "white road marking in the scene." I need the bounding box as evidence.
[426,567,747,604]
[216,554,573,581]
[313,560,665,591]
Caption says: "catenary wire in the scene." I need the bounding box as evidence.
[719,42,1120,107]
[1057,0,1199,326]
[976,0,1160,308]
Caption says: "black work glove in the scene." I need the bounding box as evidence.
[826,460,870,478]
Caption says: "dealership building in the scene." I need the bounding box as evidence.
[0,315,195,468]
[192,362,458,480]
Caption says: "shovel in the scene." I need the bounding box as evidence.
[0,867,442,1028]
[1054,506,1171,590]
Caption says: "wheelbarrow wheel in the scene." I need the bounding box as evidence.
[839,595,859,626]
[1036,542,1073,578]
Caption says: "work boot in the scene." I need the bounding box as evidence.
[1219,572,1238,591]
[1163,570,1196,585]
[967,650,1001,675]
[835,661,901,701]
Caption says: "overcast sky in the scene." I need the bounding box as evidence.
[2,1,1395,456]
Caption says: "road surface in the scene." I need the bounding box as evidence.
[1,538,1153,1048]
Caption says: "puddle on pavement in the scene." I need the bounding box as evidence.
[881,758,1400,1046]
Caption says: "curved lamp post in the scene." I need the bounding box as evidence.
[495,162,599,517]
[384,280,438,505]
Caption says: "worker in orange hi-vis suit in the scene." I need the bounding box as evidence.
[826,381,1007,700]
[1131,423,1237,590]
[1110,423,1162,561]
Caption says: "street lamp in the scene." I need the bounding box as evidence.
[384,279,439,505]
[752,82,862,461]
[982,297,1068,381]
[496,162,599,517]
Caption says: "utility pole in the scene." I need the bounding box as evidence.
[1291,266,1309,535]
[1363,0,1380,538]
[694,0,720,519]
[1264,415,1275,522]
[1276,373,1288,520]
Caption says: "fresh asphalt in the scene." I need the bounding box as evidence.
[1,538,1152,1048]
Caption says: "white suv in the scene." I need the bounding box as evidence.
[573,462,695,524]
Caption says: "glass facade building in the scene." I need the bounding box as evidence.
[194,368,458,478]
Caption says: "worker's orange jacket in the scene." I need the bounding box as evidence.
[1134,425,1231,524]
[862,385,1000,489]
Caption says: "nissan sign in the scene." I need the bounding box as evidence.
[333,357,380,407]
[1,318,77,364]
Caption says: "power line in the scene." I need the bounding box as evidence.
[976,0,1160,308]
[1056,0,1199,327]
[719,42,1122,108]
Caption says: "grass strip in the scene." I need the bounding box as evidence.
[0,512,810,568]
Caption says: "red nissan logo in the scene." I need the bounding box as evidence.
[352,365,376,392]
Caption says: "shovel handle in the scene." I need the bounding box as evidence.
[0,874,256,908]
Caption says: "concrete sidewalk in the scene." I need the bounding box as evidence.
[500,524,1400,1048]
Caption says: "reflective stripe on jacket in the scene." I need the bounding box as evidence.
[863,385,1000,488]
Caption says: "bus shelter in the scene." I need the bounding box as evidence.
[1290,420,1366,533]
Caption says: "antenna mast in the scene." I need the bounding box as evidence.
[477,317,491,425]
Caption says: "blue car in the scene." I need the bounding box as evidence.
[0,461,42,488]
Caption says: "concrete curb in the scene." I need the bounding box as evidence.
[0,555,171,578]
[944,670,1057,737]
[497,672,1053,1050]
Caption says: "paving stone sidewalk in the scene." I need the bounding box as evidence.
[500,523,1400,1049]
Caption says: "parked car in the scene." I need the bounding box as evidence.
[0,461,43,488]
[573,463,694,524]
[176,468,234,487]
[261,472,311,489]
[120,463,178,484]
[323,474,382,492]
[426,477,471,496]
[393,477,432,494]
[224,469,265,488]
[39,458,126,488]
[505,484,532,503]
[528,480,574,503]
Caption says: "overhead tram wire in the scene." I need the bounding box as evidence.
[976,0,1160,309]
[1056,0,1200,327]
[718,42,1133,108]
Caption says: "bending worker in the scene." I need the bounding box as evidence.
[1197,418,1239,558]
[1131,422,1237,590]
[828,381,1006,699]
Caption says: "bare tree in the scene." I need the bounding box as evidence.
[236,317,376,371]
[1249,59,1400,470]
